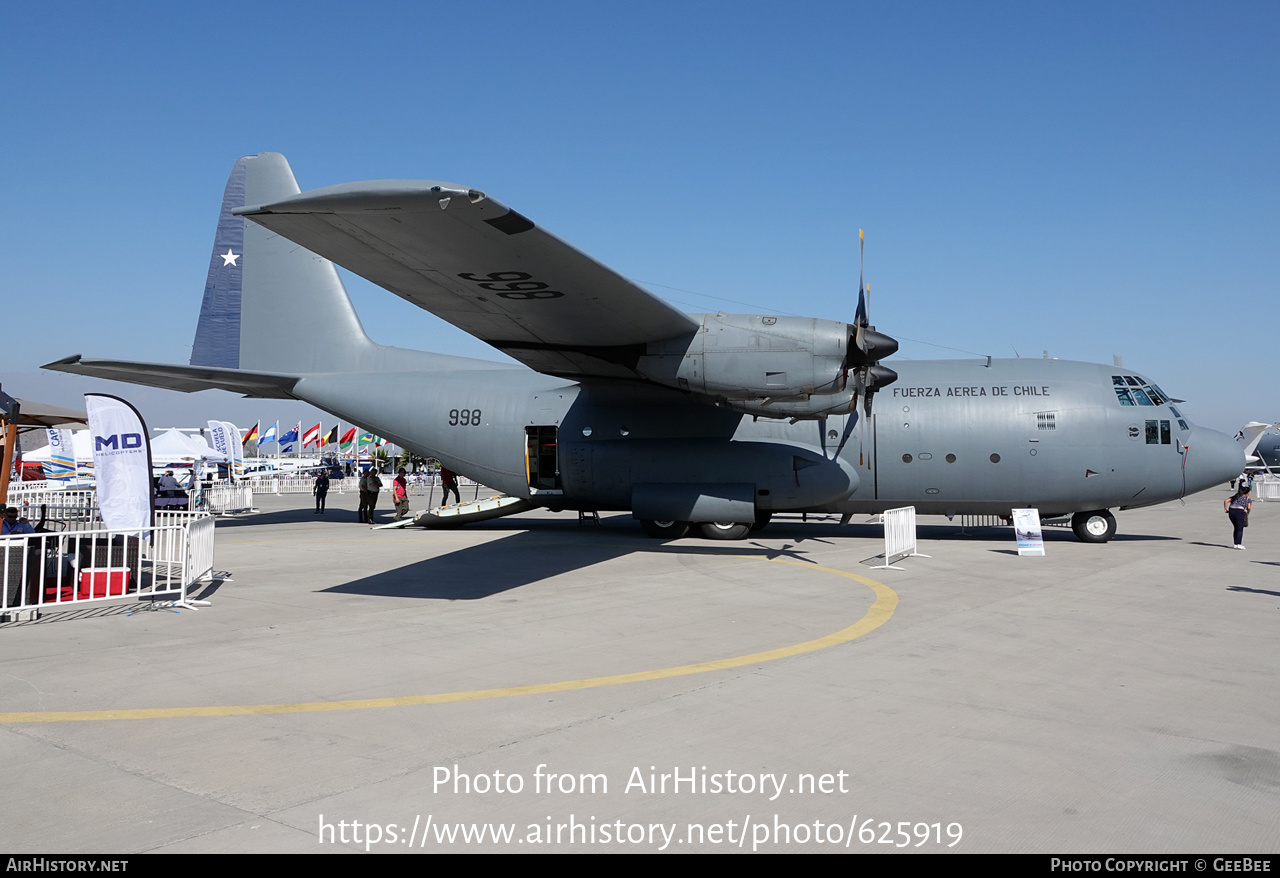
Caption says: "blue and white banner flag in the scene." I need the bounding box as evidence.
[224,420,245,478]
[206,421,234,477]
[261,421,279,446]
[43,428,77,481]
[86,394,154,536]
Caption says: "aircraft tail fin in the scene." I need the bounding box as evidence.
[190,153,374,375]
[1235,421,1277,462]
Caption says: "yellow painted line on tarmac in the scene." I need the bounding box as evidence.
[0,558,896,724]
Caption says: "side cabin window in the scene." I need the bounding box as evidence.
[1145,419,1173,445]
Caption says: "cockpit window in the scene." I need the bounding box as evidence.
[1112,375,1172,408]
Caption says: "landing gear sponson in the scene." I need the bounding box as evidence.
[643,509,1121,543]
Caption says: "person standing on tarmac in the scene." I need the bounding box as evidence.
[1225,485,1252,550]
[358,468,371,523]
[362,467,384,524]
[393,468,410,521]
[440,465,461,506]
[314,470,330,514]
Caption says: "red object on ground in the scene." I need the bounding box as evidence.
[77,569,131,599]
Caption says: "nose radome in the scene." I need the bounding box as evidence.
[1184,427,1245,496]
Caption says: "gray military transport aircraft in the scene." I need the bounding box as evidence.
[46,153,1243,542]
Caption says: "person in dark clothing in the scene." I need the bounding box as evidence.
[360,468,383,523]
[440,466,461,505]
[1224,485,1252,549]
[314,471,330,514]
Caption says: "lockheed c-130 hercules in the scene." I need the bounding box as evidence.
[46,153,1243,542]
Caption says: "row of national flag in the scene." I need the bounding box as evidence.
[239,421,389,453]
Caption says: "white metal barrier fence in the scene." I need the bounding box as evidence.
[4,488,101,532]
[9,480,53,492]
[245,474,487,501]
[957,514,1005,529]
[154,511,217,584]
[250,477,322,494]
[204,484,254,514]
[1255,474,1280,501]
[872,506,931,570]
[407,476,485,506]
[1,519,214,618]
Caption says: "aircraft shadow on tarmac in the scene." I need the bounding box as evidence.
[319,517,850,600]
[308,512,1191,599]
[210,507,345,527]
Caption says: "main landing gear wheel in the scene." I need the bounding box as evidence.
[751,511,773,532]
[698,521,752,540]
[1071,510,1116,543]
[641,520,690,539]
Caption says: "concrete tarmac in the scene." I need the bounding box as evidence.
[1,487,1276,854]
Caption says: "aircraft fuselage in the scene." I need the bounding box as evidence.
[292,354,1240,521]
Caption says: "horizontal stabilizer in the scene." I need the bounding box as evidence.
[43,355,301,399]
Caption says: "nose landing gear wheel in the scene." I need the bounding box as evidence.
[1071,510,1116,543]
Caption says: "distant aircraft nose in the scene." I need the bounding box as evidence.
[1183,427,1245,496]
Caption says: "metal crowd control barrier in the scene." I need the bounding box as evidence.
[241,473,488,503]
[247,476,355,495]
[1255,474,1280,501]
[246,477,313,494]
[0,518,216,619]
[957,514,1006,530]
[204,484,254,514]
[154,511,217,584]
[406,475,484,507]
[872,506,931,570]
[5,488,101,533]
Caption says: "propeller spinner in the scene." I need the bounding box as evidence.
[846,229,899,417]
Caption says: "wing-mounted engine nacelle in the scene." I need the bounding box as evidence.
[635,314,887,420]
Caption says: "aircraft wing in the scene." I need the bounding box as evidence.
[235,181,700,378]
[42,355,302,399]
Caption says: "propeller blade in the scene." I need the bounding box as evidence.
[845,229,898,419]
[854,230,868,345]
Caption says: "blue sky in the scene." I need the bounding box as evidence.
[3,1,1276,433]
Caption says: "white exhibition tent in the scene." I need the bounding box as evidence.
[26,429,228,465]
[148,428,228,464]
